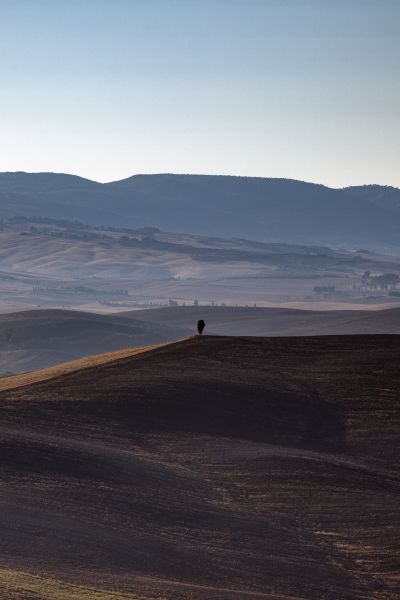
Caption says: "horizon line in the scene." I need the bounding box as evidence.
[0,170,398,191]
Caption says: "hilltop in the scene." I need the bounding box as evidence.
[1,172,400,249]
[2,306,400,375]
[0,335,399,599]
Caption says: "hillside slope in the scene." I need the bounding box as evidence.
[0,309,188,375]
[124,305,400,336]
[1,172,400,248]
[0,335,399,599]
[0,342,164,392]
[3,306,400,375]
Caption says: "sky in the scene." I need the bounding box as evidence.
[0,0,399,187]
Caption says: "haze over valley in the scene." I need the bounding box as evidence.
[1,200,400,316]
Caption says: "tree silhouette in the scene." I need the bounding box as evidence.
[197,320,205,335]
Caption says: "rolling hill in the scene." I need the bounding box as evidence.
[2,306,400,375]
[3,217,400,313]
[0,309,188,375]
[124,305,400,336]
[1,172,400,249]
[0,335,399,599]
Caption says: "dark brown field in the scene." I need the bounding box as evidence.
[0,335,399,599]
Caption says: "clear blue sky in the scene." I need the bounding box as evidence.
[0,0,399,186]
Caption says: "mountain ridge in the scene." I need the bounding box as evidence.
[2,170,398,190]
[1,172,400,249]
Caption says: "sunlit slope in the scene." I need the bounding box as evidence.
[0,341,167,391]
[0,335,399,600]
[0,569,151,600]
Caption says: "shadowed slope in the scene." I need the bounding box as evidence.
[124,305,400,336]
[0,335,399,599]
[0,309,188,375]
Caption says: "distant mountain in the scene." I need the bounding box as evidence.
[1,172,400,248]
[343,184,400,215]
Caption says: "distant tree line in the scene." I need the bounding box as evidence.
[32,284,128,296]
[361,271,400,290]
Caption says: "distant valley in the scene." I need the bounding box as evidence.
[1,216,400,314]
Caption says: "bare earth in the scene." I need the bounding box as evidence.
[0,335,399,599]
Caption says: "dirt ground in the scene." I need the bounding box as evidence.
[0,335,399,599]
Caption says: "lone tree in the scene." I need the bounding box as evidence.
[197,319,205,335]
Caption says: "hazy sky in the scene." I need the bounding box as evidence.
[0,0,399,186]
